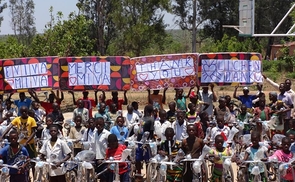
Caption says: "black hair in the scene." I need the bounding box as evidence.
[9,129,18,136]
[188,103,195,108]
[74,115,82,121]
[131,102,138,107]
[108,134,118,143]
[95,117,104,123]
[282,137,291,144]
[144,104,154,115]
[215,134,224,141]
[251,131,261,139]
[165,127,174,136]
[159,109,167,115]
[48,124,59,130]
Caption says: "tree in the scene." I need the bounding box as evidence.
[9,0,36,45]
[0,0,7,32]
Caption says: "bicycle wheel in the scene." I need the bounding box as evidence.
[65,169,77,182]
[146,163,158,181]
[222,165,234,182]
[33,167,43,182]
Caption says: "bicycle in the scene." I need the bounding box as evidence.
[31,157,55,182]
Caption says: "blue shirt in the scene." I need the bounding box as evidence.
[238,95,256,108]
[15,98,32,116]
[0,145,29,174]
[110,125,128,142]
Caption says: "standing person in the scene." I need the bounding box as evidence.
[31,101,46,123]
[38,91,64,114]
[0,130,30,181]
[40,124,71,182]
[209,115,230,142]
[72,99,89,125]
[41,116,63,140]
[132,101,142,118]
[214,97,230,124]
[94,103,111,130]
[175,88,193,112]
[68,91,97,118]
[47,103,65,127]
[93,117,110,182]
[2,99,17,120]
[95,91,106,111]
[147,88,167,110]
[278,83,294,134]
[233,86,257,109]
[124,105,139,128]
[167,101,177,123]
[69,115,86,156]
[154,110,171,142]
[105,91,128,111]
[198,84,217,117]
[110,116,128,144]
[172,111,188,141]
[82,118,97,144]
[8,91,38,116]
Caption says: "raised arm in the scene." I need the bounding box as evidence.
[185,87,194,98]
[68,91,77,105]
[210,84,217,102]
[162,88,167,103]
[233,86,239,99]
[262,74,279,90]
[147,89,152,105]
[123,90,128,105]
[56,90,64,102]
[24,127,37,146]
[29,90,40,102]
[94,91,98,105]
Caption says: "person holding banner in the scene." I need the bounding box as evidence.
[147,88,167,110]
[8,91,39,116]
[38,91,64,114]
[105,91,128,111]
[233,86,256,109]
[198,84,217,117]
[68,91,96,118]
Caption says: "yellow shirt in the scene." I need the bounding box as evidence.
[11,116,37,144]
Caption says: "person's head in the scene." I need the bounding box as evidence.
[127,105,133,114]
[202,87,208,93]
[189,91,198,104]
[98,94,105,102]
[269,92,277,102]
[9,130,19,144]
[19,92,26,101]
[20,106,28,119]
[144,104,153,117]
[99,103,106,113]
[199,111,209,122]
[46,116,54,126]
[176,111,185,125]
[116,116,124,127]
[251,131,261,148]
[110,103,117,113]
[28,109,35,118]
[168,101,176,112]
[111,91,118,98]
[82,91,89,98]
[49,124,59,138]
[32,101,40,110]
[258,97,266,107]
[131,101,139,110]
[228,102,234,112]
[279,83,286,93]
[164,127,175,141]
[188,103,196,113]
[215,135,225,150]
[88,118,95,129]
[290,119,295,129]
[74,115,82,127]
[176,89,184,97]
[287,133,295,143]
[5,99,12,108]
[216,115,224,128]
[77,99,84,109]
[49,93,55,102]
[243,87,249,96]
[218,97,226,108]
[52,103,59,112]
[241,104,247,114]
[108,134,118,149]
[225,95,231,106]
[159,109,167,122]
[5,111,12,118]
[187,124,197,137]
[282,137,291,153]
[95,117,105,132]
[152,90,160,95]
[285,79,292,91]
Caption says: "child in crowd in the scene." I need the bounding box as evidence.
[73,99,89,126]
[158,128,182,182]
[31,101,46,123]
[108,103,120,122]
[41,116,63,140]
[199,111,209,138]
[69,115,86,156]
[209,115,230,142]
[182,124,205,181]
[270,137,294,182]
[175,88,193,112]
[124,105,139,128]
[272,100,289,135]
[237,104,253,134]
[94,103,111,130]
[110,116,128,144]
[0,130,30,181]
[287,119,295,136]
[172,111,188,141]
[2,99,17,121]
[132,101,142,118]
[154,110,171,142]
[82,118,97,143]
[186,103,204,139]
[40,124,71,182]
[208,135,232,182]
[1,111,14,126]
[243,131,269,181]
[105,134,130,182]
[166,101,177,123]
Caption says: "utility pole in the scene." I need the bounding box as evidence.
[192,0,197,53]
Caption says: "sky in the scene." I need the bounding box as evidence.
[0,0,177,35]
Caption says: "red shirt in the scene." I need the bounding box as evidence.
[78,98,95,117]
[106,99,124,110]
[105,144,128,175]
[40,101,61,114]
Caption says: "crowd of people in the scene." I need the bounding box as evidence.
[0,74,294,182]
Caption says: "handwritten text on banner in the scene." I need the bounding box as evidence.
[68,62,111,86]
[135,58,195,81]
[201,59,262,83]
[4,63,48,89]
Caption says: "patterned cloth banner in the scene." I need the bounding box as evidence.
[198,52,262,86]
[59,56,130,91]
[0,57,59,93]
[130,54,198,91]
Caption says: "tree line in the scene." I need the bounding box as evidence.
[0,0,293,59]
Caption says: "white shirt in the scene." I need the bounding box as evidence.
[41,128,63,140]
[133,110,142,118]
[154,119,171,141]
[2,107,17,118]
[39,138,71,176]
[210,126,230,142]
[93,129,110,159]
[198,90,214,116]
[33,108,46,122]
[82,128,97,143]
[172,120,188,141]
[124,113,139,127]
